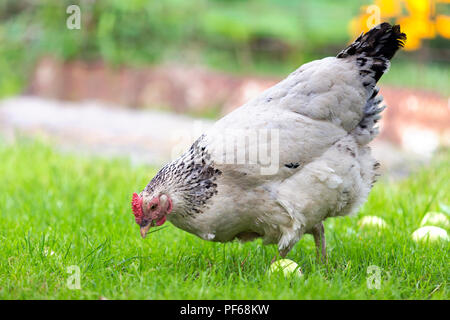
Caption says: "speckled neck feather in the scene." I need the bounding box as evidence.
[144,135,222,217]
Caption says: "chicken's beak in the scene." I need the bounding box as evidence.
[140,223,152,238]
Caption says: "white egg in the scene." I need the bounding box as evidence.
[420,212,449,229]
[269,259,303,277]
[358,216,388,229]
[412,226,449,243]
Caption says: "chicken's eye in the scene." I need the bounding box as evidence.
[150,204,158,210]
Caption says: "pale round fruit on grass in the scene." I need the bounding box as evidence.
[420,212,449,229]
[269,259,303,277]
[412,226,449,243]
[358,216,388,229]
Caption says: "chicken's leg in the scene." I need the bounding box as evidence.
[312,222,327,264]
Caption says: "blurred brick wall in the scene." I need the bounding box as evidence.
[28,57,449,151]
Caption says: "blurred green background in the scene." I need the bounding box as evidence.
[0,0,448,100]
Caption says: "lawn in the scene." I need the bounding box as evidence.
[0,139,448,299]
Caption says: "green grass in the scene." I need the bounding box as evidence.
[0,139,448,299]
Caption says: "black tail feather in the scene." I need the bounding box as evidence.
[343,23,406,145]
[337,23,406,61]
[337,23,406,92]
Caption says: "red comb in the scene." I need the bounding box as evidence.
[131,192,143,224]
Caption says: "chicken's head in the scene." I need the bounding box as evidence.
[131,192,173,238]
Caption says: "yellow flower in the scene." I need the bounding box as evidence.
[349,9,374,39]
[397,16,435,42]
[436,15,450,38]
[349,0,448,50]
[404,0,432,17]
[395,16,422,50]
[375,0,402,18]
[403,33,421,50]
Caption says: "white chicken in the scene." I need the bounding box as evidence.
[131,23,406,261]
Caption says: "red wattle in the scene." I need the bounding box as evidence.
[156,216,166,226]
